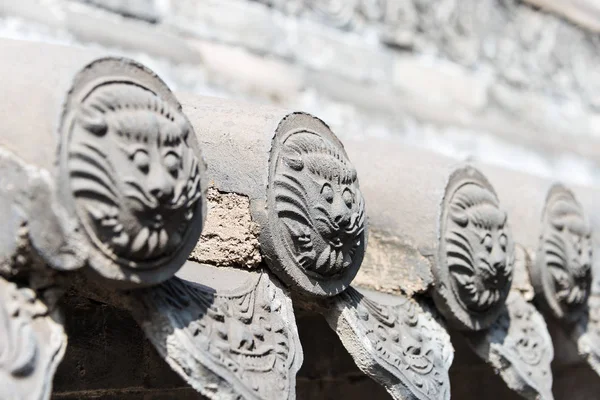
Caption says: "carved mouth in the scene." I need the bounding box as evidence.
[229,346,276,372]
[150,214,164,229]
[455,272,503,310]
[475,289,501,309]
[325,212,363,251]
[557,285,587,306]
[130,226,169,257]
[469,284,501,310]
[328,237,343,249]
[551,263,589,307]
[404,350,434,374]
[316,247,345,275]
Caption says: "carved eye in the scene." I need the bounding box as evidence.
[164,152,182,178]
[482,234,493,252]
[131,150,150,174]
[499,233,507,251]
[342,188,354,208]
[321,183,334,203]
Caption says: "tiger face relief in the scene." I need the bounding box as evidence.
[536,186,592,320]
[67,83,203,269]
[436,167,514,330]
[265,114,366,296]
[276,133,365,277]
[447,184,513,312]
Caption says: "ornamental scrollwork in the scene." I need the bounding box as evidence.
[132,265,302,400]
[0,277,66,400]
[435,166,514,330]
[264,113,366,296]
[466,291,554,400]
[532,184,592,322]
[323,287,453,400]
[573,295,600,377]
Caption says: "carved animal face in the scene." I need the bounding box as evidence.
[274,132,365,278]
[69,84,202,265]
[446,184,513,312]
[545,199,592,311]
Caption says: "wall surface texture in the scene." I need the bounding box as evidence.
[2,0,600,187]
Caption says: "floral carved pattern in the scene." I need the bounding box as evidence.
[66,83,203,269]
[265,113,366,296]
[0,277,66,400]
[466,291,554,400]
[574,295,600,377]
[533,184,592,322]
[133,270,302,400]
[323,287,453,400]
[436,166,514,330]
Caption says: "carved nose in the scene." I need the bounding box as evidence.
[150,186,173,202]
[492,260,504,272]
[490,246,505,273]
[582,252,592,269]
[148,167,175,202]
[334,212,351,228]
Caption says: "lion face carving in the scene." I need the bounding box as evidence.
[436,167,514,330]
[68,84,202,267]
[538,187,592,319]
[275,132,365,278]
[265,114,366,296]
[446,184,513,312]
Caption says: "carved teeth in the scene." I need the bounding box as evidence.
[111,231,129,248]
[146,231,158,258]
[131,227,150,253]
[158,229,169,252]
[229,347,276,372]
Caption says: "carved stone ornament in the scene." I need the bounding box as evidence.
[435,166,514,331]
[531,184,593,322]
[58,58,207,286]
[0,276,67,400]
[322,286,454,400]
[466,291,554,400]
[131,262,303,400]
[262,112,366,297]
[572,295,600,377]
